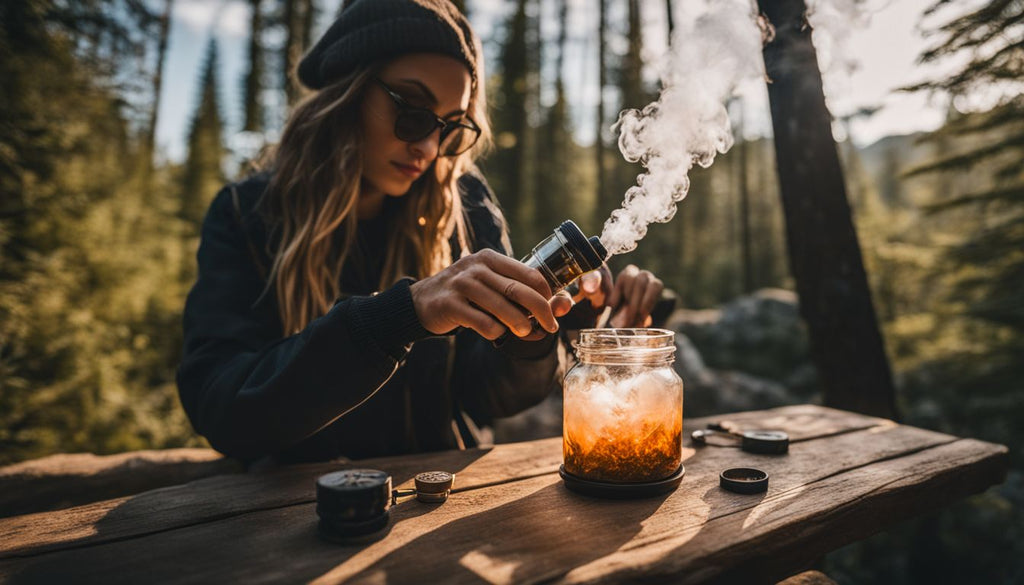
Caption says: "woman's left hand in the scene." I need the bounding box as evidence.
[572,264,664,328]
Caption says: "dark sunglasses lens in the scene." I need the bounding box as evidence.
[440,127,479,156]
[394,111,437,142]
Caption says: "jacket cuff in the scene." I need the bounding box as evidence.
[346,278,432,359]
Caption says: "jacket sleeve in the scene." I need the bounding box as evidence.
[452,173,569,423]
[176,188,430,461]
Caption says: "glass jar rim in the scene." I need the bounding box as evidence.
[575,328,675,347]
[573,328,676,365]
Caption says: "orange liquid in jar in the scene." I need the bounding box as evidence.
[563,366,682,483]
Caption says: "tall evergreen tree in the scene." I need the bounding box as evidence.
[243,0,265,133]
[485,0,531,251]
[282,0,317,107]
[0,1,197,464]
[534,0,573,233]
[593,0,608,231]
[143,0,175,185]
[608,0,648,222]
[900,0,1024,456]
[180,40,227,230]
[757,0,897,419]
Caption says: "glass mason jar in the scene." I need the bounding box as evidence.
[563,328,683,483]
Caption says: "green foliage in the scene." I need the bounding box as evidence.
[180,40,227,230]
[0,1,204,465]
[823,0,1024,580]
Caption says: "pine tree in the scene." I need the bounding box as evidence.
[593,0,608,231]
[899,0,1024,458]
[534,0,573,234]
[243,0,265,133]
[142,0,175,186]
[484,0,532,252]
[282,0,317,107]
[180,40,227,231]
[0,1,199,464]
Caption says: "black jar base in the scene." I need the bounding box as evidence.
[559,465,685,499]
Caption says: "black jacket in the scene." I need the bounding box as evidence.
[176,172,567,464]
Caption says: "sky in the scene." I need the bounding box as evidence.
[155,0,964,164]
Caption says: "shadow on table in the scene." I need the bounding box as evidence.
[4,450,493,584]
[658,485,770,584]
[332,482,670,583]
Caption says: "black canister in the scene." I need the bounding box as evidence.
[316,469,392,543]
[522,220,608,293]
[494,220,608,345]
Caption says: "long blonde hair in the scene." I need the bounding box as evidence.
[258,64,492,335]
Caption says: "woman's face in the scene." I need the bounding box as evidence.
[360,53,473,200]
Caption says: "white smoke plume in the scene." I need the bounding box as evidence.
[599,0,767,256]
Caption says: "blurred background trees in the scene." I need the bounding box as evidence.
[0,0,1020,581]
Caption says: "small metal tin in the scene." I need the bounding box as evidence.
[691,427,789,454]
[413,471,455,503]
[316,469,392,543]
[740,430,790,454]
[720,467,769,494]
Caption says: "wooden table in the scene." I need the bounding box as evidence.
[0,405,1008,584]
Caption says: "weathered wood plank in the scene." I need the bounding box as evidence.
[1,416,1000,585]
[562,438,1008,585]
[0,405,881,560]
[0,437,559,560]
[776,570,838,585]
[0,449,242,519]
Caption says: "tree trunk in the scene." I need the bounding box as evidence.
[665,0,675,37]
[283,0,314,106]
[243,0,264,132]
[143,0,174,185]
[534,0,571,235]
[593,0,607,231]
[737,99,753,292]
[757,0,898,419]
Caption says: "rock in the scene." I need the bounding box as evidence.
[667,288,818,399]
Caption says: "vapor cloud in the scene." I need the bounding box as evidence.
[599,0,767,256]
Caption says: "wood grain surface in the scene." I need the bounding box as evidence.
[0,405,1007,585]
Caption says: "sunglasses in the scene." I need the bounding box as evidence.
[374,78,481,157]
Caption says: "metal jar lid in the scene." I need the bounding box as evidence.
[720,467,769,494]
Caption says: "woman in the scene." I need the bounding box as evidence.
[177,0,664,464]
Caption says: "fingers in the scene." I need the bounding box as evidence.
[574,271,601,301]
[638,276,664,323]
[608,265,663,328]
[460,304,511,341]
[574,265,610,308]
[458,249,558,335]
[457,276,536,337]
[550,290,574,318]
[483,273,558,333]
[477,249,552,299]
[607,264,638,310]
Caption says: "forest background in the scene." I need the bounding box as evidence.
[1,0,1021,582]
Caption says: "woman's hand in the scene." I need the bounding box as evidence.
[410,249,572,341]
[574,264,664,328]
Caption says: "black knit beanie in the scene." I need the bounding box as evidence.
[297,0,479,91]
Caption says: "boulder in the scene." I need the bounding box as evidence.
[667,288,818,399]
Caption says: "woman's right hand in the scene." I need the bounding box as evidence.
[409,248,562,341]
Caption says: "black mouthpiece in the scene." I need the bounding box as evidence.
[557,220,607,272]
